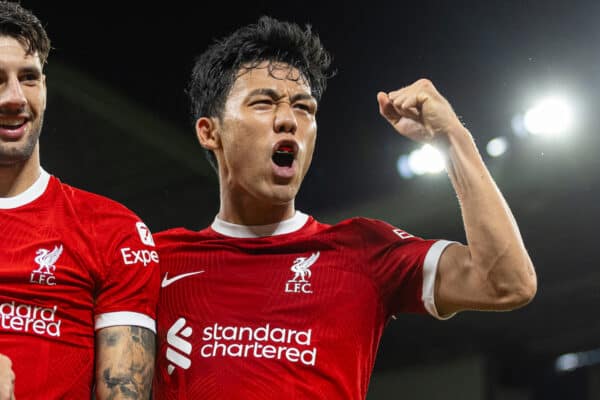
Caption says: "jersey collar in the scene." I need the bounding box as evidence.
[211,211,309,238]
[0,168,50,209]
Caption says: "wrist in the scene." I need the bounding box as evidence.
[440,124,486,170]
[445,121,472,143]
[439,123,476,153]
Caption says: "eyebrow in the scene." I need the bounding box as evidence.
[247,88,316,103]
[0,65,41,78]
[20,66,42,75]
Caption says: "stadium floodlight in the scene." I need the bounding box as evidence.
[511,114,528,138]
[523,96,574,137]
[555,353,580,372]
[396,155,414,179]
[397,144,446,179]
[486,136,509,158]
[408,144,446,175]
[555,348,600,373]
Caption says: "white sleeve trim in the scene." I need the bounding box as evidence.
[95,311,156,333]
[422,240,458,320]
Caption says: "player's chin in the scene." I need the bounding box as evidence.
[268,181,301,204]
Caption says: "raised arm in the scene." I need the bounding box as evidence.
[95,326,155,399]
[377,79,537,317]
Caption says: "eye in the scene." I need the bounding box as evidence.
[294,102,315,114]
[20,73,41,85]
[250,98,274,107]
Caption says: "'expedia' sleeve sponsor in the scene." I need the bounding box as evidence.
[91,201,160,333]
[352,218,454,319]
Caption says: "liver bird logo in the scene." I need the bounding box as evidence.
[290,252,320,282]
[34,245,63,274]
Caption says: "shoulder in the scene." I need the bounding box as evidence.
[326,217,423,246]
[53,179,155,248]
[155,226,213,248]
[56,179,138,218]
[155,227,197,242]
[330,216,398,235]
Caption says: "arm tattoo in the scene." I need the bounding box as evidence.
[96,326,155,399]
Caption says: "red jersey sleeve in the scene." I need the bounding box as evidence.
[351,218,455,319]
[91,201,160,332]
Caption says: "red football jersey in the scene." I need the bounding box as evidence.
[154,212,453,400]
[0,170,160,399]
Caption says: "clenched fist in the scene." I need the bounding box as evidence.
[377,79,466,145]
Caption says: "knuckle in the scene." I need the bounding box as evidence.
[417,78,433,88]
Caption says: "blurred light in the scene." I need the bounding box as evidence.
[555,353,580,372]
[486,136,509,157]
[396,155,414,179]
[407,144,445,175]
[523,96,574,136]
[511,114,528,138]
[555,348,600,373]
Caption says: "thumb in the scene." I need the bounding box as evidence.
[376,92,400,124]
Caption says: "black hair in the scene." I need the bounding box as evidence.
[188,16,334,171]
[0,1,50,64]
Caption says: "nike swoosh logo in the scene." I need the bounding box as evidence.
[161,271,204,288]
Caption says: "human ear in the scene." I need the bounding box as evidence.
[195,117,220,150]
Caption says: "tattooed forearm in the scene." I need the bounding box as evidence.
[95,326,155,400]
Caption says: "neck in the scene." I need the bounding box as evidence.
[0,147,40,197]
[219,188,296,226]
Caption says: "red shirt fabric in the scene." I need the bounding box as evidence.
[154,212,452,400]
[0,170,160,399]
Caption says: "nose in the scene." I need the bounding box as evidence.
[0,77,27,112]
[273,102,297,135]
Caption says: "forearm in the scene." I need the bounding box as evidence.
[95,326,155,400]
[444,125,537,307]
[378,79,536,312]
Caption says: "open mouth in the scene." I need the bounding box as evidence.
[0,118,27,130]
[272,142,297,168]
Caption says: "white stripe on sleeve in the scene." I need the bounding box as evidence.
[95,311,156,333]
[422,240,457,320]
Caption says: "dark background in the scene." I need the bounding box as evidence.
[19,0,600,397]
